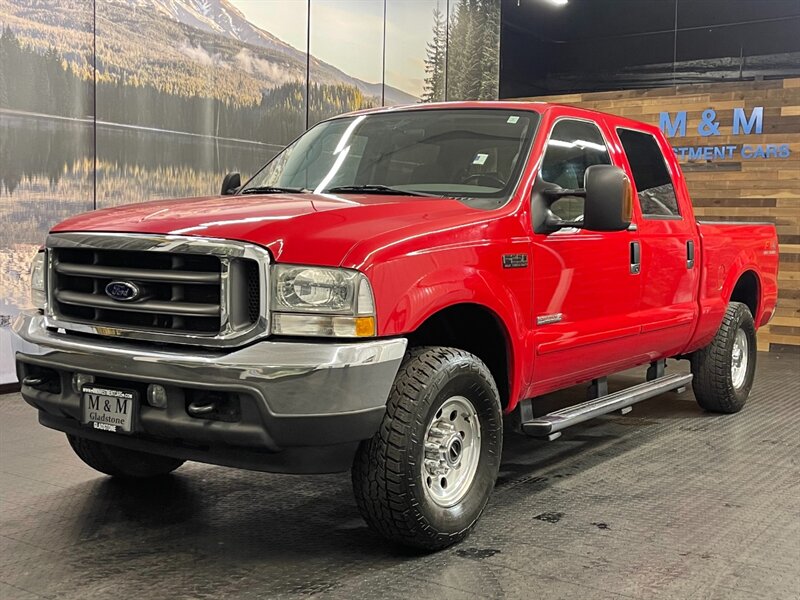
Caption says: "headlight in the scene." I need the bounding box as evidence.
[271,265,375,337]
[30,250,47,310]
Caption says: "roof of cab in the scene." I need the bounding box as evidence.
[342,100,550,117]
[338,100,659,134]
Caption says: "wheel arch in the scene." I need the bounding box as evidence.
[729,269,760,320]
[406,302,515,410]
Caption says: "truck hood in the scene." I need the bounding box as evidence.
[51,193,488,266]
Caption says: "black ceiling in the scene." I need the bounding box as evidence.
[500,0,800,98]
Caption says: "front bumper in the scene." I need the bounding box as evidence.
[11,311,407,473]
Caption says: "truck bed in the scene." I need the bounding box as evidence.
[687,221,779,352]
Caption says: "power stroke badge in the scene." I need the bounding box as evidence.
[502,254,529,269]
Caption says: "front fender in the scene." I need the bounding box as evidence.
[370,254,532,409]
[384,265,525,332]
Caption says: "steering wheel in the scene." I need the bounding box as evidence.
[461,173,506,188]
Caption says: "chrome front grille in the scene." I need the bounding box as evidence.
[53,248,224,333]
[45,233,270,347]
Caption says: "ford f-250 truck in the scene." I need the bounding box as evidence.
[12,102,779,550]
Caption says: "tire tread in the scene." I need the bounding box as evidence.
[352,346,500,550]
[690,302,756,414]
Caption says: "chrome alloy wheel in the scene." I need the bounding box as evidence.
[731,327,749,390]
[421,396,481,508]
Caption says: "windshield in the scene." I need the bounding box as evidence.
[240,109,540,207]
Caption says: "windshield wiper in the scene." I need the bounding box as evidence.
[240,185,307,195]
[325,184,434,197]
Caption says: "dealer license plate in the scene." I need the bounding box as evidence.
[81,385,137,434]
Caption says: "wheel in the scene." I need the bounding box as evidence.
[352,346,503,551]
[67,434,184,478]
[690,301,757,413]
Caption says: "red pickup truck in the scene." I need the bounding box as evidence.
[12,102,778,550]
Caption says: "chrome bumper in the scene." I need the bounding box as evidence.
[11,311,407,473]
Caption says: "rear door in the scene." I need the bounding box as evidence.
[615,127,700,358]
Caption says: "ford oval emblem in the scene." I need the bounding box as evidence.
[105,281,141,302]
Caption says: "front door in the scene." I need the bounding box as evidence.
[530,117,644,394]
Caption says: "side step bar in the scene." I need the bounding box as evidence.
[521,373,693,440]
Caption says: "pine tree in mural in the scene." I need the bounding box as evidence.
[0,43,8,108]
[423,0,500,102]
[0,26,18,110]
[447,0,473,100]
[478,0,501,101]
[422,8,447,103]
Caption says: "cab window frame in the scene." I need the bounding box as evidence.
[616,126,683,221]
[537,116,615,224]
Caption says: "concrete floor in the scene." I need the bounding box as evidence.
[1,353,798,600]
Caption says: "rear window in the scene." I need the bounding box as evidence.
[618,128,681,219]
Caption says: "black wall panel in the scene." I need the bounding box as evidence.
[500,0,800,98]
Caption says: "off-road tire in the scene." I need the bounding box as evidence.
[67,434,185,478]
[690,301,757,414]
[352,346,503,551]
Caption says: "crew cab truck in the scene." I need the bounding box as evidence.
[12,102,779,550]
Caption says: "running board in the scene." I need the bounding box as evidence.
[521,373,693,440]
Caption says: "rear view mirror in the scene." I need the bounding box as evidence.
[582,165,633,232]
[221,172,241,196]
[532,165,633,234]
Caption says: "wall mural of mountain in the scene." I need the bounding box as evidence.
[0,0,500,383]
[1,0,418,133]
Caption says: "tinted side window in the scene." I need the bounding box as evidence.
[540,120,611,222]
[618,128,680,218]
[541,120,611,189]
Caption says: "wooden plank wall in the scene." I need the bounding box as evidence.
[516,78,800,353]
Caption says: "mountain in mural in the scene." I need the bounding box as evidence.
[152,0,302,55]
[0,0,417,107]
[154,0,416,103]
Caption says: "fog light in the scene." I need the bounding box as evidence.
[72,372,94,394]
[147,384,168,408]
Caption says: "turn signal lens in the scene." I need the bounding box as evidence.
[354,316,375,337]
[621,175,634,223]
[30,250,47,310]
[272,313,376,338]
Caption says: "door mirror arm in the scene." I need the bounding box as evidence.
[532,167,633,234]
[532,177,587,234]
[544,188,587,200]
[542,187,587,230]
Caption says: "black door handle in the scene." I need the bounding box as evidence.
[686,240,695,269]
[630,241,641,274]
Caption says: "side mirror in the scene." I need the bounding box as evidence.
[582,165,633,232]
[221,172,241,196]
